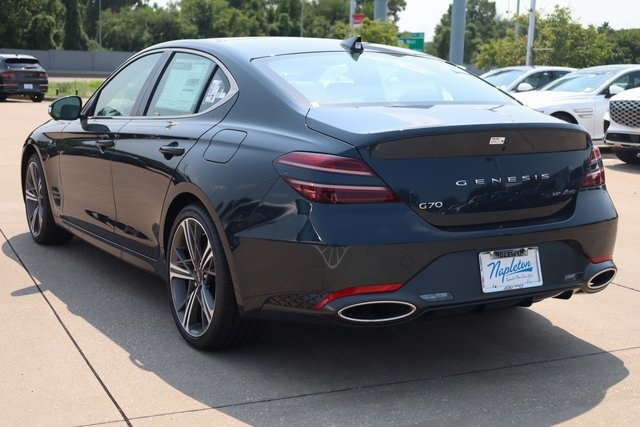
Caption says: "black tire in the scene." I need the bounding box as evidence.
[23,155,73,245]
[613,148,640,164]
[0,95,7,102]
[166,203,263,350]
[31,94,44,103]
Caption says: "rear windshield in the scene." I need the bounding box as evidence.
[255,51,516,106]
[5,58,40,66]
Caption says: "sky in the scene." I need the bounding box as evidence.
[399,0,639,42]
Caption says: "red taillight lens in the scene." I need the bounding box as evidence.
[283,178,398,203]
[275,152,399,204]
[581,146,605,188]
[313,283,404,310]
[276,152,375,176]
[39,72,48,79]
[0,72,16,79]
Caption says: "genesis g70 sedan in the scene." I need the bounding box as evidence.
[22,37,618,350]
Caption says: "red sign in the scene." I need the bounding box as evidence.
[353,13,364,27]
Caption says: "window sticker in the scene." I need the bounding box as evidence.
[205,80,223,103]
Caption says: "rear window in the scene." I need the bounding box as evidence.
[255,51,515,106]
[5,58,40,66]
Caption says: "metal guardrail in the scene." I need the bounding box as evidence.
[0,48,135,77]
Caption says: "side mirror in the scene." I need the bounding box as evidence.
[48,95,82,120]
[607,84,625,98]
[516,82,534,92]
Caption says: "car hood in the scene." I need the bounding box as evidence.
[611,87,640,101]
[305,103,558,146]
[513,91,594,109]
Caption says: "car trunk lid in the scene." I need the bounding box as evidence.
[306,104,590,228]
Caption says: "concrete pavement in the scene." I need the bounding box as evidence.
[1,98,639,426]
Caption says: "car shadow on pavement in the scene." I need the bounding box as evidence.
[3,232,629,425]
[607,162,640,175]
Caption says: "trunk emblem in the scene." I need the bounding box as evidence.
[489,136,506,145]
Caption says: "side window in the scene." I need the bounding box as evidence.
[94,53,161,117]
[524,71,552,90]
[146,53,216,116]
[197,68,230,112]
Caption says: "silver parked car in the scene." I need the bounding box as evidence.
[481,66,575,92]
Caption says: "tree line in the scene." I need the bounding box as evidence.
[1,0,638,70]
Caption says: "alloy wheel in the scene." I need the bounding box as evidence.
[24,160,45,237]
[169,217,217,338]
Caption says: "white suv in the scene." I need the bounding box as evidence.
[604,87,640,164]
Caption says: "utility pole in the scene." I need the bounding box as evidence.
[515,0,520,35]
[300,0,304,37]
[349,0,355,27]
[526,0,536,66]
[98,0,102,48]
[449,0,467,65]
[374,0,388,21]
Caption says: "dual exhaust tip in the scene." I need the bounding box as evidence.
[582,267,617,293]
[335,265,617,323]
[338,301,417,323]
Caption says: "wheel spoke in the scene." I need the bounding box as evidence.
[29,206,41,232]
[181,288,199,330]
[182,220,201,268]
[199,241,215,278]
[200,285,214,325]
[25,189,38,202]
[169,261,195,281]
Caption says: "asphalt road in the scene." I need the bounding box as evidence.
[1,98,639,427]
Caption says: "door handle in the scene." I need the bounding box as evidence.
[159,142,185,158]
[95,138,115,149]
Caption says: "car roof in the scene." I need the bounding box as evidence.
[143,37,436,63]
[574,64,640,73]
[0,54,39,60]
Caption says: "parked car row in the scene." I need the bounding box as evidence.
[482,64,640,164]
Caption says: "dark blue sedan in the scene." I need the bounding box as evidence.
[22,37,618,350]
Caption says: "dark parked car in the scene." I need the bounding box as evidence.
[0,54,48,102]
[22,37,618,350]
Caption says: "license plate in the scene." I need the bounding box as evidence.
[478,247,543,293]
[23,83,33,90]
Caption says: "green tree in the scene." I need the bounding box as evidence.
[608,29,640,63]
[426,0,507,61]
[63,0,89,50]
[475,7,616,69]
[26,13,59,49]
[0,0,65,49]
[332,17,399,46]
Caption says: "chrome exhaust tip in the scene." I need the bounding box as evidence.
[337,301,417,323]
[582,267,617,293]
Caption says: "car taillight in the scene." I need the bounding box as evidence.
[275,152,399,204]
[581,146,605,188]
[313,283,404,310]
[0,72,16,79]
[39,72,48,79]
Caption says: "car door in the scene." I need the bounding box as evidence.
[112,52,237,259]
[58,53,163,242]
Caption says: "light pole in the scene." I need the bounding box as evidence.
[98,0,102,48]
[300,0,304,37]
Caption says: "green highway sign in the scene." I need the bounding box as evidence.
[399,32,425,52]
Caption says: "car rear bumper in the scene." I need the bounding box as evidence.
[231,188,618,324]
